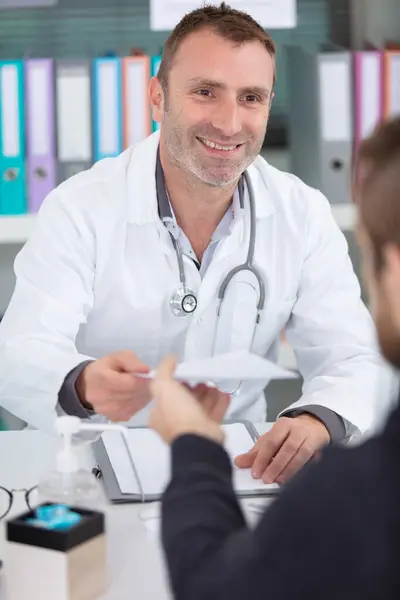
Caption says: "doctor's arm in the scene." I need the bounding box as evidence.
[0,191,149,431]
[282,191,382,436]
[235,192,384,485]
[0,192,96,430]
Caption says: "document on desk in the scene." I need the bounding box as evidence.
[97,423,280,503]
[136,350,298,385]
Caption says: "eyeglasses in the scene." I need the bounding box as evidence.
[0,486,39,520]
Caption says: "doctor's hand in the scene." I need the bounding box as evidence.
[234,415,330,484]
[149,355,230,445]
[75,351,152,421]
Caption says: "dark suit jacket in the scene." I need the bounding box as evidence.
[161,402,400,599]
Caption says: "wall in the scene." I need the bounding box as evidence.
[362,0,400,47]
[0,0,330,118]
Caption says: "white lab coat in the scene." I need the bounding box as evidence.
[0,132,384,435]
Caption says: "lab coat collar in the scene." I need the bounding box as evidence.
[126,131,275,224]
[127,132,160,225]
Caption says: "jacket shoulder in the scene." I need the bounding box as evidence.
[253,155,331,217]
[50,148,134,218]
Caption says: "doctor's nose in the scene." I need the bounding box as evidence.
[210,99,242,138]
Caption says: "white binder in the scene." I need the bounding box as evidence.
[288,47,353,204]
[55,60,92,182]
[354,51,383,147]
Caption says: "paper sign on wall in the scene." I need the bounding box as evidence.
[150,0,297,31]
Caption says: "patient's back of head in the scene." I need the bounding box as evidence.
[355,118,400,372]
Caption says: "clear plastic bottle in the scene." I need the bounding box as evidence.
[34,425,102,512]
[36,460,101,510]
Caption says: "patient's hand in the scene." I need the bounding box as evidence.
[149,356,230,445]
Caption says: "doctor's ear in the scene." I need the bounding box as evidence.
[149,76,165,125]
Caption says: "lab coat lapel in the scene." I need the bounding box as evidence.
[126,132,178,262]
[127,132,161,225]
[195,218,246,314]
[196,164,275,314]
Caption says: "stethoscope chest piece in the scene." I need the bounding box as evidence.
[170,286,198,317]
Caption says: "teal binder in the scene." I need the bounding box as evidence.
[0,60,26,215]
[151,56,161,133]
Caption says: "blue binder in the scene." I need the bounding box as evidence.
[92,57,123,162]
[151,56,162,133]
[0,60,26,215]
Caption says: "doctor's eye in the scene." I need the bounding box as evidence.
[196,89,213,97]
[242,94,261,104]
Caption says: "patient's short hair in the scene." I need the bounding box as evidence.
[355,117,400,271]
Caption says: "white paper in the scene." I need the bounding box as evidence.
[320,60,352,142]
[150,0,297,31]
[138,350,297,384]
[102,423,279,497]
[0,65,20,157]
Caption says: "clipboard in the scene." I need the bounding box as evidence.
[92,421,280,504]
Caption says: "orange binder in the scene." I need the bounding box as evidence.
[383,49,400,119]
[122,56,151,148]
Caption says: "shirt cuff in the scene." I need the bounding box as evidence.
[58,360,95,418]
[281,405,346,443]
[171,434,232,478]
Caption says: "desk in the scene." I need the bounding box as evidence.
[0,424,273,599]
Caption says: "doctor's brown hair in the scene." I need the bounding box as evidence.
[355,117,400,272]
[157,2,277,92]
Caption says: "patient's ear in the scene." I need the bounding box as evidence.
[382,243,400,273]
[379,243,400,330]
[379,243,400,300]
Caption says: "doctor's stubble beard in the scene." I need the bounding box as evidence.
[162,108,265,188]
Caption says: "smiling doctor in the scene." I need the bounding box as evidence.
[0,3,382,484]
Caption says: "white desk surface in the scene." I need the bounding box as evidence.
[0,424,273,599]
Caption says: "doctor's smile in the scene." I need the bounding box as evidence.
[0,2,382,493]
[196,136,244,155]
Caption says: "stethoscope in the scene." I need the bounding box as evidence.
[163,168,265,324]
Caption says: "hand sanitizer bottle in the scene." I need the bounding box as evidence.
[6,417,107,600]
[35,416,102,510]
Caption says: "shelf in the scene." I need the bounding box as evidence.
[330,204,357,231]
[0,214,37,244]
[0,204,357,245]
[278,342,297,371]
